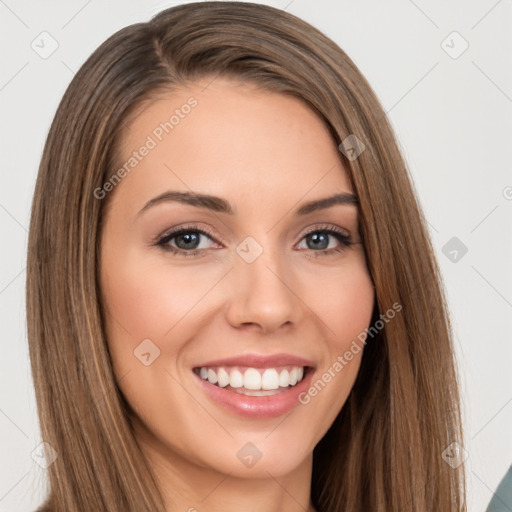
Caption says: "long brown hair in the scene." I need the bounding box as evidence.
[27,2,466,510]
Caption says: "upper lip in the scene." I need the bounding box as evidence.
[194,353,316,369]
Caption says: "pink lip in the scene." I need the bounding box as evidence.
[192,353,316,418]
[193,352,315,370]
[194,371,314,418]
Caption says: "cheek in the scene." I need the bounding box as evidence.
[300,260,374,419]
[99,245,198,426]
[101,247,215,345]
[307,260,375,346]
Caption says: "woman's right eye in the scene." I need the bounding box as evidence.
[155,225,218,257]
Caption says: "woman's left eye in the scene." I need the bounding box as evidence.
[154,224,353,257]
[296,227,353,255]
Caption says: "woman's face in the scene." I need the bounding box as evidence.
[100,77,375,482]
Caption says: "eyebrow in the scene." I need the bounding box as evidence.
[137,190,358,217]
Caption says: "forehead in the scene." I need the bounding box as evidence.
[112,77,353,211]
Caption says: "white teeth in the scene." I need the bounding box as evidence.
[278,369,290,387]
[229,369,244,388]
[261,369,279,390]
[196,365,306,391]
[217,368,230,388]
[244,368,261,390]
[207,369,218,384]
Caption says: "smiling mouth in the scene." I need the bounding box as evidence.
[192,365,310,396]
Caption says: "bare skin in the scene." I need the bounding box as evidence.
[100,77,375,512]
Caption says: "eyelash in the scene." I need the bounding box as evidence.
[153,223,354,258]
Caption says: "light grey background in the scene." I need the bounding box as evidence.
[1,1,511,510]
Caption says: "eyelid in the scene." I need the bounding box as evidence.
[299,223,350,238]
[152,223,220,246]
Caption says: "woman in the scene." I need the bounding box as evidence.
[27,2,467,510]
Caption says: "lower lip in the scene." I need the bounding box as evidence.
[193,368,314,419]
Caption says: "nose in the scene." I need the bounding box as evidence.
[225,241,302,334]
